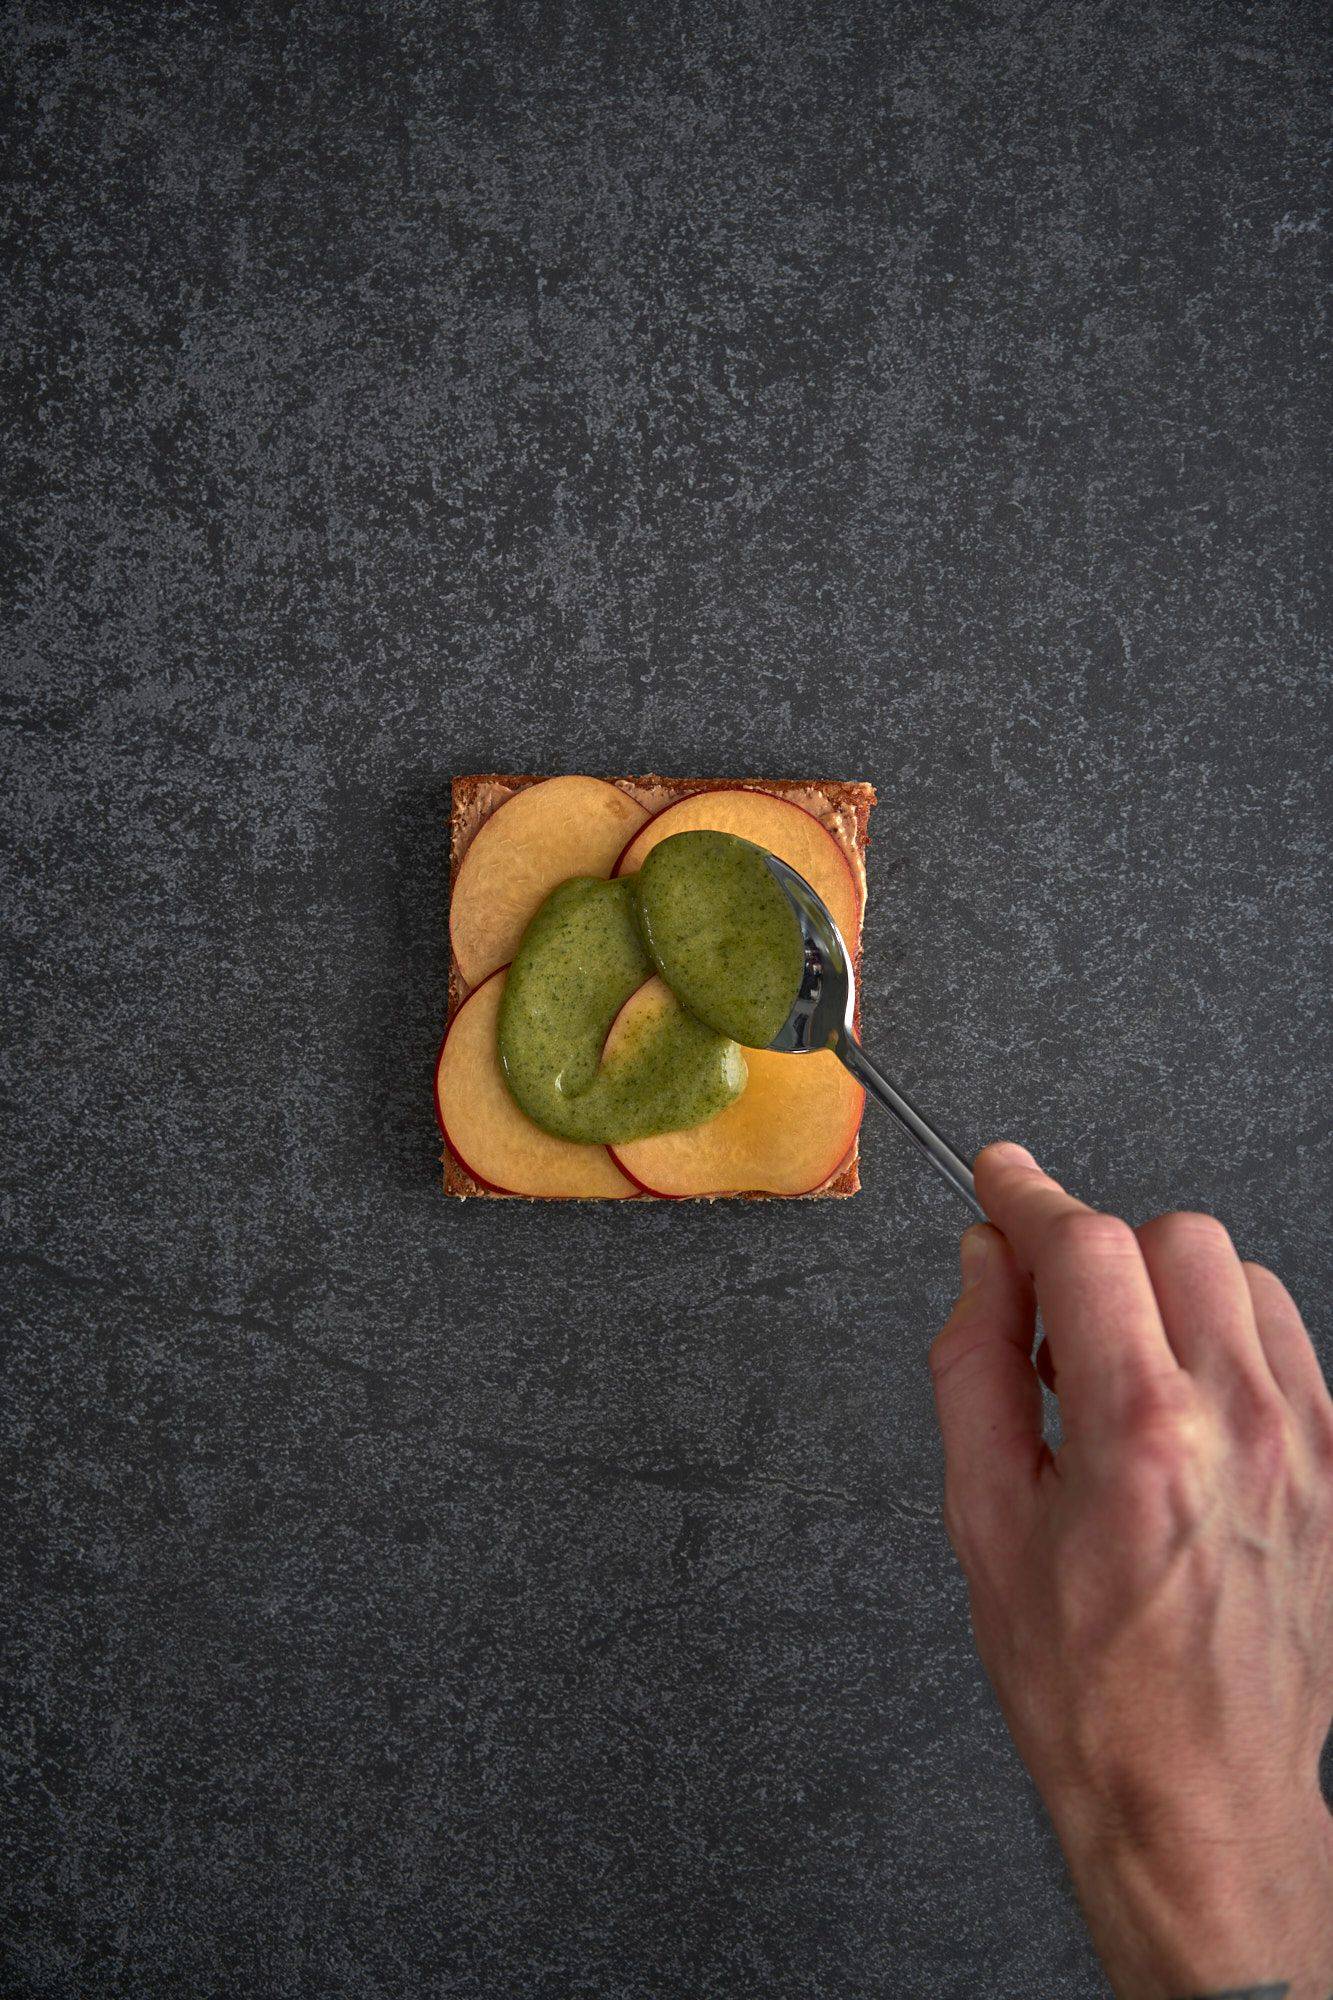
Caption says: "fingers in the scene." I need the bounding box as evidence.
[974,1147,1331,1457]
[929,1224,1044,1547]
[973,1144,1180,1435]
[1242,1261,1333,1440]
[1135,1211,1269,1393]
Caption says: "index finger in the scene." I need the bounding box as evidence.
[974,1142,1180,1432]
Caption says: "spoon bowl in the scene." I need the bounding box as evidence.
[762,852,983,1217]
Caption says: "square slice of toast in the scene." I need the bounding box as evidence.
[444,774,874,1199]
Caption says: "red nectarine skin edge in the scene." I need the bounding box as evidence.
[610,784,863,925]
[442,1137,520,1199]
[438,966,642,1200]
[608,1080,868,1200]
[448,789,523,974]
[447,785,532,981]
[604,1148,677,1198]
[449,775,648,986]
[435,969,524,1197]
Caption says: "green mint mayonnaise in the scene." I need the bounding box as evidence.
[496,877,747,1144]
[634,829,804,1049]
[495,832,803,1145]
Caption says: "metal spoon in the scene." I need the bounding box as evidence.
[763,852,984,1218]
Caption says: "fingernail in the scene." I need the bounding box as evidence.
[960,1225,992,1287]
[988,1141,1037,1170]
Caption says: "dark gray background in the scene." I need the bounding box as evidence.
[4,2,1330,1995]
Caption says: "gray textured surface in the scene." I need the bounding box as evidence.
[3,2,1331,1995]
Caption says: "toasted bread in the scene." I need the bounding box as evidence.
[443,775,875,1199]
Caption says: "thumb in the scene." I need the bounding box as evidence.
[929,1226,1043,1551]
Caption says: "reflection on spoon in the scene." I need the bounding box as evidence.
[762,851,983,1218]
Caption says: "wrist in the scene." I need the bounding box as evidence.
[1050,1788,1333,1996]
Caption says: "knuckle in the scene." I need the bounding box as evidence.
[1121,1372,1203,1453]
[1049,1209,1138,1264]
[927,1322,959,1382]
[1233,1381,1295,1463]
[1120,1413,1214,1527]
[929,1343,989,1406]
[1141,1210,1233,1258]
[928,1312,991,1386]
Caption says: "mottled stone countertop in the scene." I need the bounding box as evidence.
[4,3,1329,1994]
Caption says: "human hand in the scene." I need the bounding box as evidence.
[929,1142,1333,2000]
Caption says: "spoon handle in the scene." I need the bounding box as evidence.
[838,1036,984,1219]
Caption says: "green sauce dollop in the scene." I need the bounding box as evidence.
[497,877,747,1144]
[495,831,804,1145]
[635,829,804,1049]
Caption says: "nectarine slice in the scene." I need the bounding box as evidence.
[451,777,649,988]
[609,1046,864,1197]
[437,970,638,1198]
[615,789,860,954]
